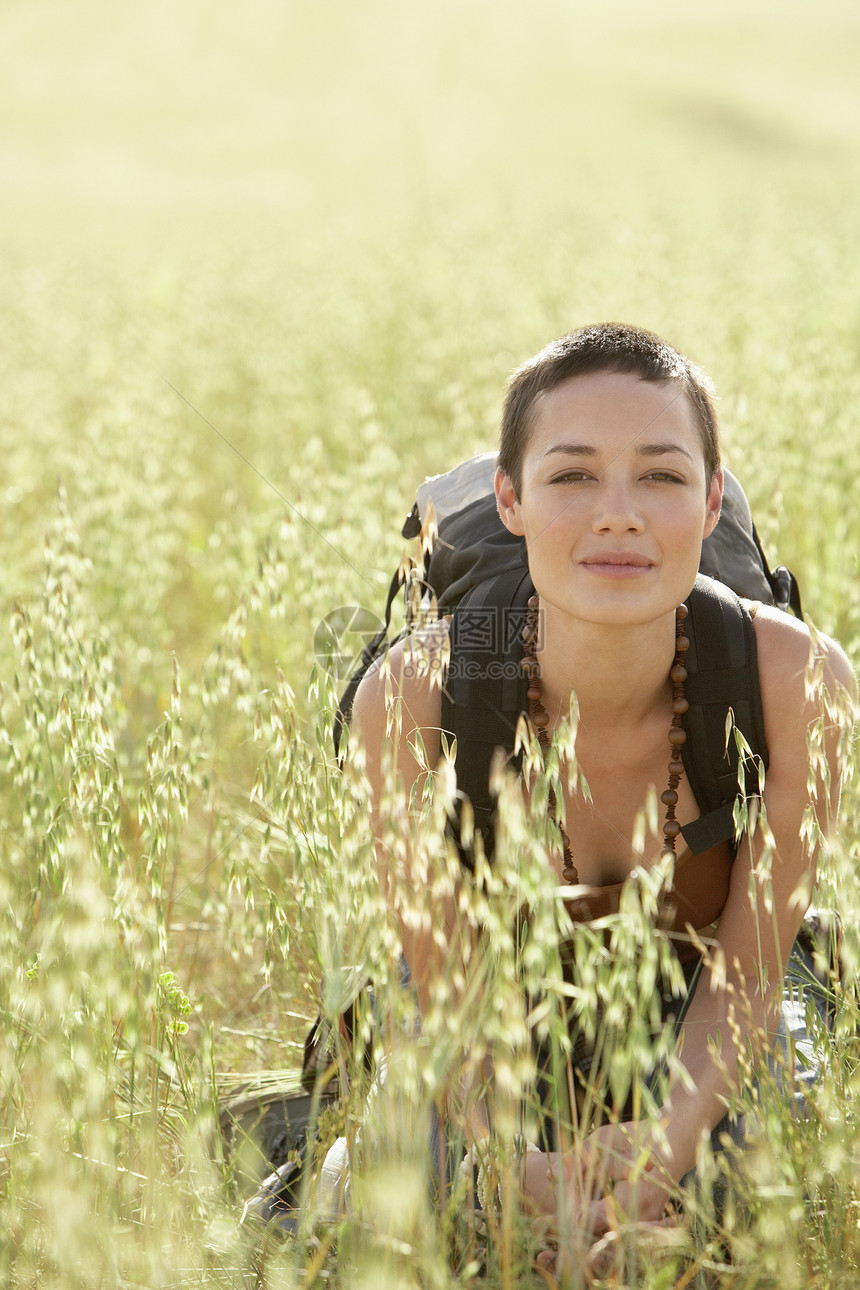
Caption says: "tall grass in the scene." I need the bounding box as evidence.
[1,0,859,1284]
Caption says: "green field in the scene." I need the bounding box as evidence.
[2,1,860,1285]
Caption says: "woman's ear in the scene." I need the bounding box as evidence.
[495,466,525,536]
[703,467,723,540]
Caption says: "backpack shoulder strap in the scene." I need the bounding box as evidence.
[333,566,405,759]
[440,566,533,863]
[680,575,768,855]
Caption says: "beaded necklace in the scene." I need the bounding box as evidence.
[520,595,690,883]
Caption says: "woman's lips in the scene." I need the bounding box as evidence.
[579,554,655,578]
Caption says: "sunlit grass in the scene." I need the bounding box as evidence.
[1,0,859,1284]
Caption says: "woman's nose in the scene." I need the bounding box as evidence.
[591,481,645,534]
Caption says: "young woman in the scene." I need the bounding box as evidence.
[349,324,856,1261]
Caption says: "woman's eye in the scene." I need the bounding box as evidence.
[552,471,593,484]
[645,471,684,484]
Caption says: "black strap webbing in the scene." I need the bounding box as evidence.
[440,567,532,860]
[678,576,767,854]
[333,565,405,759]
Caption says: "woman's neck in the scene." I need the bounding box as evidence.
[534,601,679,731]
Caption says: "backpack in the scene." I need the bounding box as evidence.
[335,452,801,860]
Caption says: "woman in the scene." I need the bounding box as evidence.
[349,324,855,1261]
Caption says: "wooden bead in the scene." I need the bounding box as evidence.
[661,788,678,806]
[670,664,688,683]
[528,595,539,610]
[668,727,687,746]
[532,710,549,729]
[562,865,578,884]
[663,819,681,839]
[669,759,684,776]
[527,685,541,701]
[676,603,688,620]
[675,635,690,652]
[672,697,689,714]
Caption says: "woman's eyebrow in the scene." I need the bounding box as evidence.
[542,443,600,459]
[541,441,694,462]
[636,442,695,461]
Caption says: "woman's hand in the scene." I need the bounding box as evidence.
[574,1121,674,1230]
[530,1124,679,1279]
[573,1121,675,1233]
[520,1124,674,1230]
[523,1148,599,1278]
[521,1149,560,1220]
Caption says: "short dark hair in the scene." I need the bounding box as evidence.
[498,323,720,496]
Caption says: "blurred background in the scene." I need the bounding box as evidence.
[2,6,860,1281]
[2,0,859,673]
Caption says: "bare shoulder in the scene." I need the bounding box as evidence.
[749,603,857,707]
[748,603,856,784]
[350,620,449,772]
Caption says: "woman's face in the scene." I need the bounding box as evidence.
[495,371,723,627]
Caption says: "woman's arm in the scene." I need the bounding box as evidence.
[577,607,857,1232]
[349,625,499,1148]
[348,628,451,1022]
